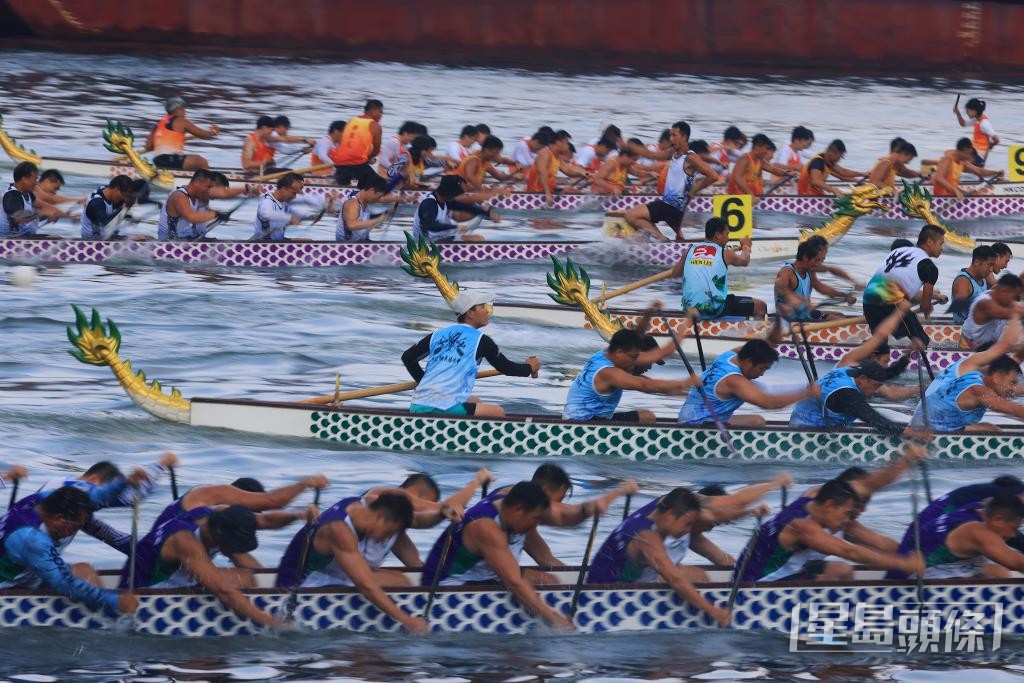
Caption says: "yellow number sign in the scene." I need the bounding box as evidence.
[1009,146,1024,182]
[712,194,753,239]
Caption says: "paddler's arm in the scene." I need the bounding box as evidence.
[169,190,218,225]
[182,118,219,140]
[842,519,899,553]
[707,473,793,509]
[724,238,752,267]
[342,198,385,231]
[838,302,911,368]
[963,160,1002,180]
[523,527,562,566]
[688,530,735,567]
[401,333,434,382]
[370,120,382,161]
[390,531,422,568]
[635,340,678,368]
[190,475,328,512]
[686,154,721,193]
[632,530,730,626]
[476,335,535,377]
[790,518,923,575]
[857,442,926,493]
[415,198,460,237]
[0,464,27,486]
[893,159,922,179]
[255,509,307,530]
[807,160,837,195]
[934,155,960,197]
[439,468,494,515]
[761,159,794,182]
[826,388,906,439]
[598,366,696,396]
[832,163,866,181]
[82,516,131,554]
[544,480,639,527]
[808,271,848,300]
[730,156,754,194]
[725,375,819,410]
[963,310,1021,373]
[966,525,1024,572]
[5,527,135,617]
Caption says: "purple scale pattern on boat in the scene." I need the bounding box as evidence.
[775,343,966,370]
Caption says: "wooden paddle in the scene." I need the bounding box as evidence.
[621,493,632,520]
[590,268,674,304]
[286,488,322,619]
[258,163,333,183]
[668,327,739,457]
[915,355,934,503]
[727,513,763,611]
[7,477,19,511]
[423,526,455,624]
[128,493,140,592]
[793,303,925,335]
[301,369,502,405]
[169,466,179,500]
[568,512,600,618]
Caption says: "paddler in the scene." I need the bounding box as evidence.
[575,136,617,174]
[240,116,280,174]
[963,275,1023,350]
[987,242,1013,287]
[624,121,720,242]
[526,130,590,207]
[586,487,732,625]
[332,99,384,187]
[0,162,63,237]
[401,288,540,418]
[672,217,766,319]
[80,175,148,240]
[796,139,865,196]
[376,121,427,177]
[420,480,573,629]
[863,140,919,191]
[911,311,1024,432]
[267,115,315,156]
[773,235,857,322]
[933,138,1003,201]
[411,175,501,243]
[589,147,648,196]
[120,473,328,627]
[274,491,429,634]
[0,486,138,618]
[948,245,996,324]
[251,173,316,242]
[144,96,220,171]
[157,169,221,240]
[727,134,794,196]
[888,493,1024,580]
[454,135,515,192]
[336,174,400,242]
[446,125,479,163]
[562,327,699,424]
[862,224,947,347]
[310,120,346,176]
[709,126,747,177]
[954,97,1000,166]
[769,126,815,182]
[35,169,84,209]
[512,127,554,175]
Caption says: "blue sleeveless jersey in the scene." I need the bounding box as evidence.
[119,500,211,588]
[563,350,623,420]
[275,496,360,587]
[911,361,986,431]
[776,263,813,322]
[587,499,660,583]
[948,269,988,324]
[735,496,813,581]
[789,366,859,428]
[410,324,484,410]
[681,242,729,319]
[678,350,744,424]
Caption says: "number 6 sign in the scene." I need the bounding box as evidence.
[712,194,754,239]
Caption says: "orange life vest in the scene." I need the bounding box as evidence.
[933,155,964,196]
[875,156,897,188]
[455,154,487,187]
[603,159,629,190]
[657,163,669,194]
[727,153,763,195]
[248,131,275,165]
[526,149,559,192]
[972,115,991,154]
[797,153,832,196]
[331,115,374,166]
[151,114,186,154]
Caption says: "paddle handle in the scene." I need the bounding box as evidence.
[588,268,674,304]
[727,516,762,611]
[668,328,739,457]
[423,527,455,622]
[302,369,502,405]
[169,466,179,500]
[7,478,19,511]
[128,494,140,592]
[621,494,632,520]
[569,513,601,618]
[915,355,934,503]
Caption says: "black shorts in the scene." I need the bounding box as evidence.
[863,302,930,346]
[591,410,641,423]
[646,200,684,230]
[721,294,756,318]
[153,154,186,170]
[971,149,986,167]
[334,163,376,186]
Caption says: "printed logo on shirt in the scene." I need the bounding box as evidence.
[883,249,914,274]
[435,330,468,363]
[689,244,718,267]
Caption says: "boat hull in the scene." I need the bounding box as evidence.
[2,572,1019,638]
[184,399,1022,462]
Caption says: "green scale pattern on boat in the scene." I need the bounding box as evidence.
[307,412,1024,461]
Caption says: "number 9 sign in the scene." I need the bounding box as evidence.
[712,194,753,239]
[1009,146,1024,182]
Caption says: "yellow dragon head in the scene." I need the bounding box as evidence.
[400,232,460,302]
[102,120,175,189]
[799,184,888,244]
[0,113,42,165]
[897,181,975,253]
[547,257,623,340]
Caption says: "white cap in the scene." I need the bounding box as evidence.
[449,290,494,315]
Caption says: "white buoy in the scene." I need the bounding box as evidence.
[9,266,38,288]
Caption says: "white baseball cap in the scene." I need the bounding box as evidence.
[449,290,495,315]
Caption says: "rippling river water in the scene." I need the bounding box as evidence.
[2,49,1024,681]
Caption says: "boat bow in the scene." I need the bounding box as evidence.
[67,305,190,423]
[897,181,975,253]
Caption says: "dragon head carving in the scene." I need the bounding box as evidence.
[897,181,975,253]
[0,114,42,165]
[836,183,889,217]
[400,232,460,302]
[102,120,175,188]
[547,257,623,340]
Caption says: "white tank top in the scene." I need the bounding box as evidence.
[336,197,372,242]
[636,532,691,582]
[962,291,1008,348]
[301,502,399,588]
[157,187,201,240]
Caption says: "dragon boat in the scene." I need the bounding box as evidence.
[2,119,1021,220]
[67,306,1024,462]
[0,566,1019,638]
[0,233,799,268]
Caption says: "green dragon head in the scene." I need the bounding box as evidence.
[67,304,122,365]
[833,183,889,218]
[399,231,460,302]
[546,257,622,340]
[897,181,975,253]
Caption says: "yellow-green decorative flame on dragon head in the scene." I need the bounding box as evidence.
[400,232,461,303]
[799,183,889,245]
[102,120,175,189]
[0,114,42,165]
[67,305,190,423]
[897,181,975,254]
[547,257,623,341]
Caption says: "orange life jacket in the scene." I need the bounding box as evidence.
[874,156,896,188]
[657,163,669,194]
[151,114,185,154]
[526,149,559,193]
[797,153,832,196]
[972,115,991,154]
[727,153,763,195]
[331,115,374,166]
[248,131,275,165]
[603,159,629,190]
[933,155,964,196]
[455,154,487,187]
